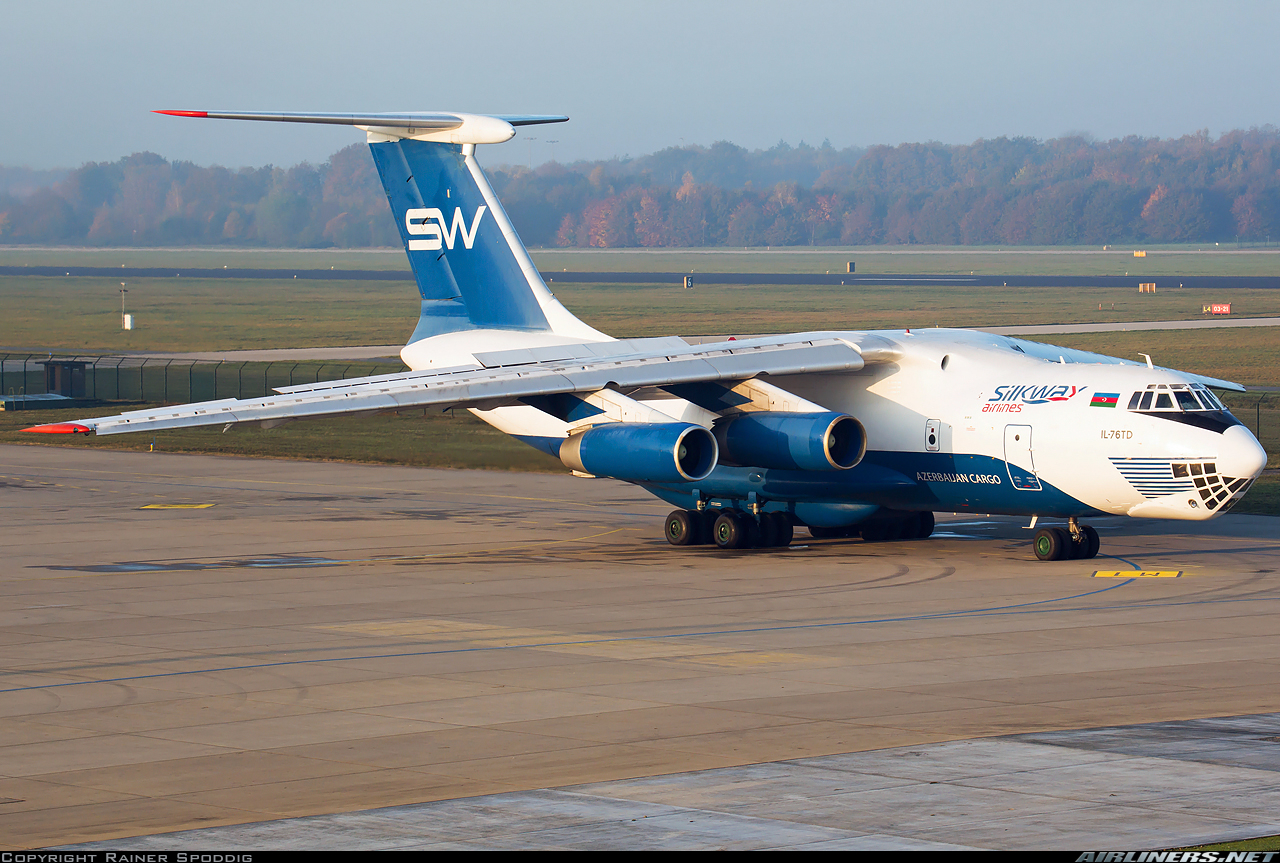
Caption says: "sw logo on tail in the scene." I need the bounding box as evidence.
[406,206,487,251]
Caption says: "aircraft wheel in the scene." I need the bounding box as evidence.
[808,525,844,539]
[916,511,935,539]
[861,522,886,542]
[665,510,699,546]
[772,513,794,547]
[697,510,718,545]
[759,513,780,548]
[1033,527,1067,561]
[714,512,748,550]
[1053,527,1074,559]
[1081,525,1100,559]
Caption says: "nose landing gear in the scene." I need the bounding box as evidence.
[1033,517,1099,561]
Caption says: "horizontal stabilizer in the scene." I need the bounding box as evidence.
[153,110,568,144]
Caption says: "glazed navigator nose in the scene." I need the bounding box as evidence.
[1217,425,1267,482]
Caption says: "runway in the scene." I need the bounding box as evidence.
[4,265,1278,290]
[2,445,1279,849]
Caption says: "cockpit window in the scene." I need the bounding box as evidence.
[1198,388,1225,410]
[1127,383,1230,414]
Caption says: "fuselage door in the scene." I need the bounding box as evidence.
[1004,424,1042,491]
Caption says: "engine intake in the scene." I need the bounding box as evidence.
[560,422,718,483]
[714,411,865,471]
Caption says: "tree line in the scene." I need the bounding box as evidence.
[3,129,1279,248]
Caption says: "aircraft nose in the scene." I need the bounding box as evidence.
[1218,424,1267,481]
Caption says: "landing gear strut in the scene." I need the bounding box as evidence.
[1033,518,1100,561]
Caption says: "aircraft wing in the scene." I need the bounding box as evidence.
[26,334,898,437]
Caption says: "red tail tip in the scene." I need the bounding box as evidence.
[153,110,209,118]
[23,423,92,434]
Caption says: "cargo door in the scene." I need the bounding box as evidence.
[1004,424,1042,491]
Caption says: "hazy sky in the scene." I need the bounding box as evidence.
[2,1,1278,170]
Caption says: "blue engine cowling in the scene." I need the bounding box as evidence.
[559,422,718,483]
[714,411,866,471]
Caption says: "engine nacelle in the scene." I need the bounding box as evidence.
[560,422,718,483]
[714,411,866,471]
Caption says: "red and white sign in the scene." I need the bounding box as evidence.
[1210,303,1231,315]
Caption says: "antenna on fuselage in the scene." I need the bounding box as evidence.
[1140,353,1154,369]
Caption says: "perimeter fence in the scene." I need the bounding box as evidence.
[0,353,406,405]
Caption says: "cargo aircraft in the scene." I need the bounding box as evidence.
[27,111,1269,560]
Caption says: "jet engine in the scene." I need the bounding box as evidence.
[713,411,865,471]
[559,422,718,483]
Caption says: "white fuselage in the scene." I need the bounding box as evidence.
[407,326,1267,523]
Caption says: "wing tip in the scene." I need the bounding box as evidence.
[154,110,208,118]
[23,422,93,434]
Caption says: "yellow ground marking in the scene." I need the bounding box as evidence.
[316,617,767,662]
[139,503,215,509]
[1093,570,1182,578]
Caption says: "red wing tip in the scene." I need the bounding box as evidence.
[23,423,93,434]
[153,110,208,118]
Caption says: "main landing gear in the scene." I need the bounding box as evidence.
[664,509,794,550]
[1033,517,1100,561]
[665,508,937,551]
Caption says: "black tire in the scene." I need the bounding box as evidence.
[1033,527,1066,561]
[772,513,794,547]
[665,510,698,546]
[1054,527,1076,559]
[759,513,780,548]
[808,525,844,539]
[861,522,886,542]
[1081,524,1100,559]
[714,512,748,549]
[916,511,935,539]
[696,509,717,545]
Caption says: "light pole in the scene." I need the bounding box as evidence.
[526,136,537,170]
[120,283,128,329]
[545,140,559,164]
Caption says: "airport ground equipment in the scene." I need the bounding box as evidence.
[27,110,1269,559]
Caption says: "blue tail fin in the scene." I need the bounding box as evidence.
[369,139,594,344]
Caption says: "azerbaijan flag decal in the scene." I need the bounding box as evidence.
[1090,392,1120,408]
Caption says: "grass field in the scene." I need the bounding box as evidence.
[4,275,1280,354]
[0,276,420,352]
